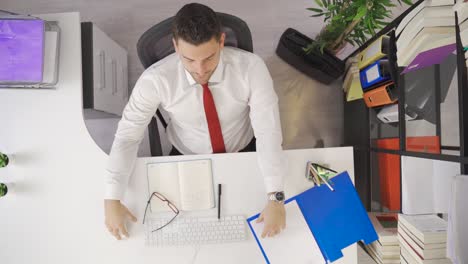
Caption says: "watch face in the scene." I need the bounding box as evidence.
[275,192,285,201]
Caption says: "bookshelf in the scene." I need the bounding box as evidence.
[343,0,468,212]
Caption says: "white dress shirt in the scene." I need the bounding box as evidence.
[105,47,287,200]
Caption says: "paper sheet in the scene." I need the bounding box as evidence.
[147,159,214,212]
[401,156,436,214]
[250,200,325,264]
[447,175,468,264]
[402,156,459,214]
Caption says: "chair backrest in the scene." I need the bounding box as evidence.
[136,12,253,156]
[137,12,253,69]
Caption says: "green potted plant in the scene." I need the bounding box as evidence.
[0,152,11,168]
[0,183,8,197]
[275,0,413,84]
[306,0,412,54]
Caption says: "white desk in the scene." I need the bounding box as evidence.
[0,12,357,264]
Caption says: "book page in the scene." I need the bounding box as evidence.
[448,175,468,264]
[147,162,181,212]
[432,160,459,213]
[402,214,447,233]
[178,159,214,211]
[368,212,398,244]
[250,200,325,264]
[401,156,436,214]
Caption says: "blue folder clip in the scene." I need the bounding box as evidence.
[360,59,391,90]
[247,171,378,264]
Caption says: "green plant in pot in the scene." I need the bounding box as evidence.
[0,183,8,197]
[0,152,10,168]
[306,0,412,54]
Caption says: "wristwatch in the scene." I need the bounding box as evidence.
[268,191,285,203]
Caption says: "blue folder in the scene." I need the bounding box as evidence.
[247,171,378,263]
[359,59,391,90]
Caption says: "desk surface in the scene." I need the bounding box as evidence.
[0,12,357,264]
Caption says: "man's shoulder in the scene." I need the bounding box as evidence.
[223,47,263,66]
[141,53,180,79]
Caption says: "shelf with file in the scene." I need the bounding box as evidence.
[343,1,468,211]
[373,21,464,211]
[347,3,466,154]
[396,11,466,159]
[367,9,468,157]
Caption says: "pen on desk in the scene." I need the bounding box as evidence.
[218,184,222,220]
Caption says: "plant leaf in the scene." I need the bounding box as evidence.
[307,7,324,13]
[354,6,368,21]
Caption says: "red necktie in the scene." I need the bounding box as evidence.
[202,83,226,153]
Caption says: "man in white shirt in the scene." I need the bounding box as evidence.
[104,3,288,240]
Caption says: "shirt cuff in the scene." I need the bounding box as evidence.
[104,182,125,200]
[263,175,285,194]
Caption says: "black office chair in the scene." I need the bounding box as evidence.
[136,12,253,156]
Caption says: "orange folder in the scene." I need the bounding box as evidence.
[374,136,441,211]
[406,136,441,154]
[363,82,397,108]
[376,138,400,211]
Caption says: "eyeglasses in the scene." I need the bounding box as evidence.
[143,192,180,232]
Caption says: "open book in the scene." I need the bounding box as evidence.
[147,159,215,212]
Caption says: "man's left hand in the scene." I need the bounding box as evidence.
[256,200,286,238]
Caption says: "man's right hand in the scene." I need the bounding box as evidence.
[104,199,137,240]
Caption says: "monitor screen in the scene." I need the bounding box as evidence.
[0,19,45,83]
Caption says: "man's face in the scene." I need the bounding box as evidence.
[173,33,225,85]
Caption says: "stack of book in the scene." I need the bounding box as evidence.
[342,56,362,102]
[396,0,456,66]
[398,214,452,264]
[363,212,400,264]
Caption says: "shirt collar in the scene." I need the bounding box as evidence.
[184,68,196,86]
[208,51,224,84]
[183,50,225,87]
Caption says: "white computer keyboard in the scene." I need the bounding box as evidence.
[145,215,247,247]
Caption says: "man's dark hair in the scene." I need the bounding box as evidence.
[172,3,222,45]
